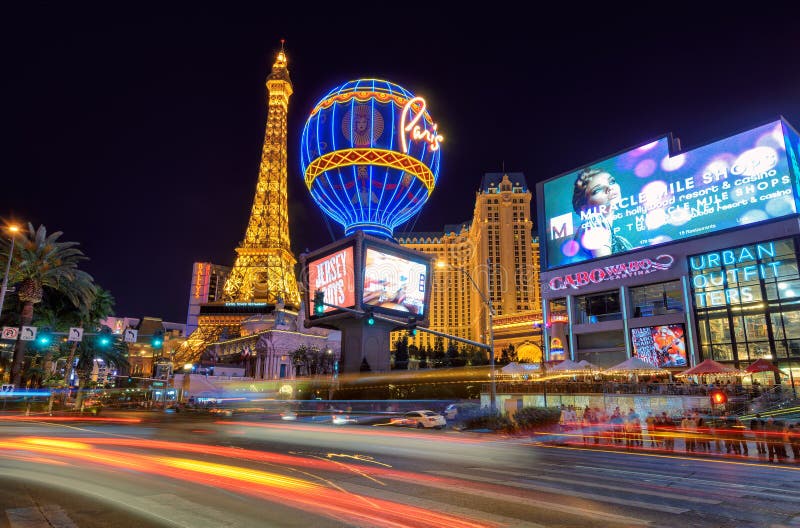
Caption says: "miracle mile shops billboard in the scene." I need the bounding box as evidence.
[542,119,800,269]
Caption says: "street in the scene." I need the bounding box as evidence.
[1,412,798,527]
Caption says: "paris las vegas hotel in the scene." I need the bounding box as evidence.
[395,172,544,361]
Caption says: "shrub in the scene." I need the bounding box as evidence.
[513,407,561,431]
[461,411,516,433]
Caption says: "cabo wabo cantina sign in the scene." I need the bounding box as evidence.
[549,254,675,291]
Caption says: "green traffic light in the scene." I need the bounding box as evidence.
[99,336,111,346]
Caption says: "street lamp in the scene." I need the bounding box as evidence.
[0,224,20,320]
[437,259,496,412]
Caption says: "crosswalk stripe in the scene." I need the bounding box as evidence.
[429,470,688,515]
[341,482,548,528]
[476,467,722,505]
[6,505,78,528]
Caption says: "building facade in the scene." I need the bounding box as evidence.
[537,118,800,390]
[185,262,231,335]
[395,172,543,359]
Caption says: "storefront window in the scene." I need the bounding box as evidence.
[575,291,621,324]
[691,237,800,366]
[630,281,683,317]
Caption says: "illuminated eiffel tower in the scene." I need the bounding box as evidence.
[221,43,300,307]
[178,43,301,362]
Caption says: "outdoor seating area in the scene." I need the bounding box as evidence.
[495,357,796,401]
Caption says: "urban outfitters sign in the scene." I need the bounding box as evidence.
[690,239,791,307]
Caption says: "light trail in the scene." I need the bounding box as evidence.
[0,436,497,528]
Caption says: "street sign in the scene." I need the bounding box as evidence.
[20,326,37,341]
[124,329,138,343]
[1,384,13,393]
[68,327,84,342]
[1,327,19,340]
[152,381,165,387]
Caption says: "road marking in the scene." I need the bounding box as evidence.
[135,494,250,528]
[429,470,688,515]
[341,482,547,528]
[476,467,722,505]
[6,505,78,528]
[380,471,652,525]
[572,464,800,498]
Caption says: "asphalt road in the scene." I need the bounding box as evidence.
[1,411,798,528]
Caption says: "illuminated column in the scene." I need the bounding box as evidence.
[222,42,301,307]
[566,295,575,361]
[682,276,698,366]
[621,285,632,358]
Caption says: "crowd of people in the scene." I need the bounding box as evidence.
[557,405,800,463]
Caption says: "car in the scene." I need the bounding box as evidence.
[444,402,482,421]
[332,414,358,425]
[280,410,298,421]
[396,410,446,429]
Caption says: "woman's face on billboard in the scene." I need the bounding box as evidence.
[585,172,621,209]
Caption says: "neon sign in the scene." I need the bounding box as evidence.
[690,240,787,308]
[400,97,443,153]
[548,254,674,291]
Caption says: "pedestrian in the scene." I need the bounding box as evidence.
[751,413,767,455]
[787,423,800,461]
[661,412,675,451]
[645,411,657,448]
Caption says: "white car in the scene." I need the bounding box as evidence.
[332,413,358,425]
[397,410,446,429]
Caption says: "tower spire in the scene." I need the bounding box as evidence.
[221,43,300,307]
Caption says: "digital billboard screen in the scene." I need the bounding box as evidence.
[630,324,687,367]
[362,247,428,316]
[543,120,796,268]
[307,245,356,315]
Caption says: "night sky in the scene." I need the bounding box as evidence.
[6,5,800,323]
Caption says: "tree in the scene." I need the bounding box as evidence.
[500,344,518,365]
[2,224,96,386]
[394,336,409,370]
[62,288,115,392]
[445,341,459,367]
[73,327,129,408]
[432,337,445,368]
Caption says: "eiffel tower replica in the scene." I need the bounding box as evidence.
[179,42,301,362]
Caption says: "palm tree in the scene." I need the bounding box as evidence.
[1,224,96,386]
[73,328,128,409]
[62,288,115,390]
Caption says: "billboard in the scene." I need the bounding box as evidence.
[543,120,797,269]
[630,324,687,367]
[362,247,429,316]
[307,245,356,315]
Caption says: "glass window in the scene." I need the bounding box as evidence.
[691,237,800,365]
[575,291,621,324]
[630,281,683,317]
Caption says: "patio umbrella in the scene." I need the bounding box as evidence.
[577,359,600,371]
[501,362,524,374]
[675,359,736,377]
[549,359,584,372]
[743,358,781,374]
[604,356,665,375]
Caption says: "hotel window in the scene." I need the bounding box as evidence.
[575,291,622,324]
[630,281,683,317]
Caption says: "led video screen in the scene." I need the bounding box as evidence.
[362,247,428,316]
[307,245,356,314]
[630,324,688,367]
[543,121,796,268]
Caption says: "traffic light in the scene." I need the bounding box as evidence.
[314,290,325,315]
[97,327,112,348]
[711,390,727,406]
[365,309,375,326]
[151,329,164,349]
[36,327,52,348]
[407,316,417,337]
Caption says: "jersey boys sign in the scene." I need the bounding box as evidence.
[308,246,356,313]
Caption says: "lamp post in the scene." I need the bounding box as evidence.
[0,224,20,320]
[437,259,496,412]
